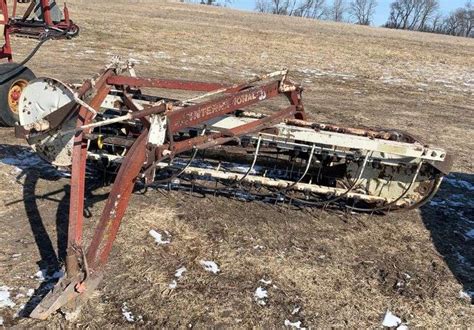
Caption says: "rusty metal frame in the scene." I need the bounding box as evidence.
[0,0,77,62]
[31,69,305,319]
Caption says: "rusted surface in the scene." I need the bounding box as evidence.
[0,0,79,62]
[167,81,281,132]
[44,79,94,130]
[25,69,305,318]
[285,118,413,141]
[86,129,149,270]
[67,70,113,273]
[167,105,296,155]
[107,75,231,92]
[68,73,113,241]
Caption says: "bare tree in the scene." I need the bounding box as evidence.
[255,0,290,15]
[294,0,327,19]
[384,0,472,37]
[442,3,473,37]
[464,1,474,37]
[256,0,327,17]
[185,0,232,6]
[430,12,444,32]
[349,0,377,25]
[417,0,439,30]
[327,0,347,21]
[385,0,439,31]
[255,0,273,12]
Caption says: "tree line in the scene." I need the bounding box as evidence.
[385,0,472,37]
[190,0,473,38]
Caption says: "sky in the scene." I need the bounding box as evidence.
[226,0,468,26]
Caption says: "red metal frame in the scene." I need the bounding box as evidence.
[30,69,305,319]
[0,0,77,62]
[0,0,12,61]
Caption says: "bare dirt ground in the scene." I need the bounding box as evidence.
[0,0,473,327]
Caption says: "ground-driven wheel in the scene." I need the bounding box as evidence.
[0,63,36,126]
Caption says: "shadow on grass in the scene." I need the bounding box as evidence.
[420,172,474,304]
[2,142,472,319]
[0,144,108,317]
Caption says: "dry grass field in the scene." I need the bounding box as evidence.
[0,0,473,327]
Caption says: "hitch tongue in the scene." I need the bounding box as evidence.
[29,272,103,320]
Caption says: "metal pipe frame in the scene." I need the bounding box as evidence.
[0,0,77,62]
[31,69,305,319]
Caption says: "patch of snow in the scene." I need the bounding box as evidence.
[292,306,301,315]
[445,177,474,192]
[0,147,64,177]
[52,270,65,280]
[1,156,40,168]
[153,51,170,59]
[121,302,135,322]
[284,319,305,329]
[169,266,187,289]
[26,289,34,297]
[253,245,265,250]
[200,260,220,274]
[128,58,141,65]
[380,76,406,85]
[465,229,474,239]
[0,286,16,308]
[397,324,409,330]
[33,270,45,281]
[382,310,402,327]
[254,287,268,306]
[459,290,473,300]
[84,50,95,54]
[429,199,444,206]
[446,199,464,207]
[175,267,187,278]
[33,269,64,282]
[13,304,25,318]
[259,279,272,285]
[454,251,472,268]
[0,316,3,326]
[297,68,355,80]
[149,230,171,245]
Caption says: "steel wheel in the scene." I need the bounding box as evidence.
[8,79,28,114]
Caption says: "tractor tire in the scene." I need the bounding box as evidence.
[0,63,36,127]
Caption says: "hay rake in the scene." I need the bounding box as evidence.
[16,61,452,319]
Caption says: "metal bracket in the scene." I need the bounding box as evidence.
[29,273,103,320]
[148,114,168,146]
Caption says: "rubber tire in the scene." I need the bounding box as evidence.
[0,63,36,127]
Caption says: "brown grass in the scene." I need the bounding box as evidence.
[0,0,472,327]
